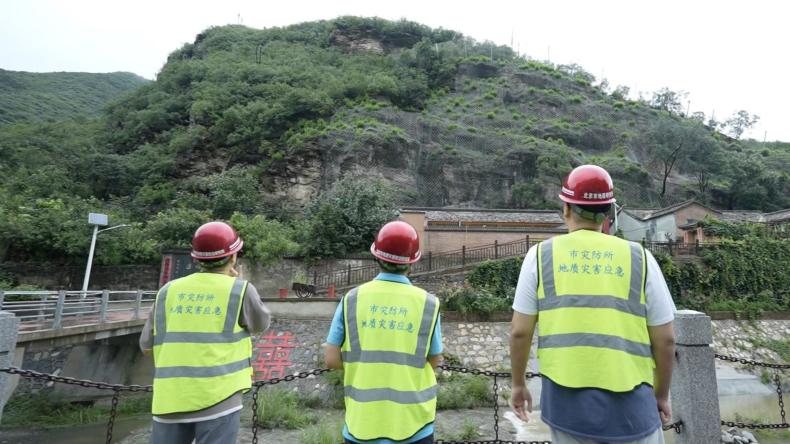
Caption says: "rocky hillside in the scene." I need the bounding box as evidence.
[100,18,788,211]
[1,17,788,265]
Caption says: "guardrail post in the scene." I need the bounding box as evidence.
[52,290,66,330]
[526,234,530,250]
[427,252,432,270]
[133,290,143,320]
[0,309,20,423]
[494,240,498,259]
[346,264,352,285]
[461,246,466,266]
[99,290,109,324]
[671,310,720,443]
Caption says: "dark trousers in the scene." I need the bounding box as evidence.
[149,409,241,444]
[345,434,433,444]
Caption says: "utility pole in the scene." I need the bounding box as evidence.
[82,213,107,295]
[81,213,130,295]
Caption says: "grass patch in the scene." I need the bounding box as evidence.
[439,418,480,441]
[299,417,344,444]
[734,413,790,440]
[437,373,492,410]
[257,388,318,429]
[1,393,151,428]
[751,338,790,362]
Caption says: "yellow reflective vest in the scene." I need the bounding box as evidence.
[341,279,440,441]
[152,272,252,415]
[536,230,654,392]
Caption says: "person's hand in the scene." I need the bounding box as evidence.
[510,384,533,422]
[656,395,672,424]
[229,267,240,277]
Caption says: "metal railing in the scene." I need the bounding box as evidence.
[641,239,717,256]
[311,237,537,290]
[0,290,155,333]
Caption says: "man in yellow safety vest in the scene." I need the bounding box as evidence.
[140,221,271,444]
[324,221,443,444]
[510,165,676,444]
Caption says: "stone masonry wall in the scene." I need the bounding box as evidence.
[10,317,788,401]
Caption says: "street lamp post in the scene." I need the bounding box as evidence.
[81,213,130,295]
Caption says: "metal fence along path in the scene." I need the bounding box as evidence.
[311,237,537,290]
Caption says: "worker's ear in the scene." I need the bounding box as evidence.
[562,203,572,219]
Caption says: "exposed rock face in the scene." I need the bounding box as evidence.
[330,32,385,54]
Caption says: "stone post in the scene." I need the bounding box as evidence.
[671,310,721,443]
[0,310,19,422]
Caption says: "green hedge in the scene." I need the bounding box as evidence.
[656,237,790,314]
[453,236,790,316]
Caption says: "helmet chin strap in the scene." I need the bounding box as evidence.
[572,204,606,223]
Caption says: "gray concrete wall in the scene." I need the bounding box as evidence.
[0,311,19,421]
[620,213,677,242]
[0,263,159,290]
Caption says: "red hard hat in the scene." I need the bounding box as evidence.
[559,165,616,205]
[191,221,244,260]
[370,221,421,264]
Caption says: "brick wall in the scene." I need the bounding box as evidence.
[423,229,556,252]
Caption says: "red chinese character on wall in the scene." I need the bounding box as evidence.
[252,331,297,381]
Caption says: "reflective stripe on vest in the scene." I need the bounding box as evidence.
[153,278,246,347]
[536,232,653,392]
[344,385,438,404]
[342,287,438,369]
[151,274,252,415]
[341,280,440,441]
[539,239,645,316]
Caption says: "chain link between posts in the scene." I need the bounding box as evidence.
[715,353,788,430]
[15,355,790,443]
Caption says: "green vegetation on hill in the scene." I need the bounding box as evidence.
[0,69,148,124]
[0,16,788,266]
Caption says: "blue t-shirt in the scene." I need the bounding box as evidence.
[541,377,661,442]
[326,273,443,444]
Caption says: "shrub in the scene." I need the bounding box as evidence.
[441,286,512,316]
[436,372,492,409]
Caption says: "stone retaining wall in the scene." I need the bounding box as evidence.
[10,317,789,401]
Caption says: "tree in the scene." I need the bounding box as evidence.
[684,128,722,198]
[229,213,300,265]
[650,88,687,115]
[144,208,213,250]
[300,177,396,258]
[643,120,702,201]
[611,85,630,100]
[690,111,705,123]
[511,182,548,209]
[724,110,759,139]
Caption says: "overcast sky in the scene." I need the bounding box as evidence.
[1,0,788,141]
